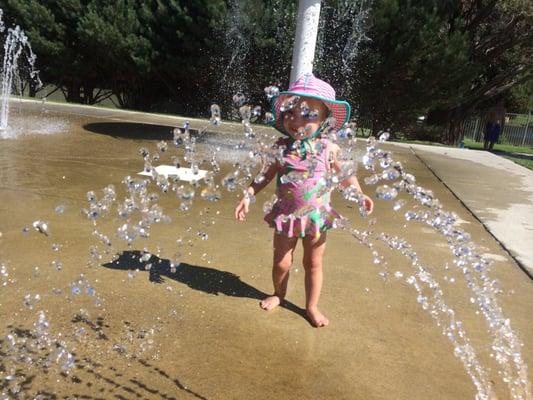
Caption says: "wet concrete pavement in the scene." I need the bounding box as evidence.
[0,100,531,399]
[397,142,533,278]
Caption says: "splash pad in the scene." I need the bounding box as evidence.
[0,1,531,397]
[0,99,531,400]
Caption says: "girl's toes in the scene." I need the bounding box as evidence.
[260,295,281,310]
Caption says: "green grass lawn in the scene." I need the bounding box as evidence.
[355,134,533,170]
[463,139,533,170]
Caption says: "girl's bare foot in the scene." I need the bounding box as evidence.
[306,307,329,327]
[260,295,282,310]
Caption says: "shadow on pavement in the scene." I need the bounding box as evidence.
[492,149,533,160]
[83,122,175,140]
[0,323,210,399]
[102,250,308,322]
[466,144,533,160]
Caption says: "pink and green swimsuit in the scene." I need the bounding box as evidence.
[264,137,342,238]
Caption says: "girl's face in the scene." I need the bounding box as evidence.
[282,97,329,140]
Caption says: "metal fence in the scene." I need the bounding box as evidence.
[463,113,533,147]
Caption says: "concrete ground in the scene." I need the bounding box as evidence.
[394,142,533,278]
[0,100,531,400]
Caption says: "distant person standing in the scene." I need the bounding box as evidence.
[484,101,506,150]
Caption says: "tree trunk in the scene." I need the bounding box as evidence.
[442,117,466,146]
[85,85,95,104]
[428,105,471,145]
[65,81,82,103]
[28,82,37,98]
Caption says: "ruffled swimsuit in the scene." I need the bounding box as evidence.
[264,137,342,238]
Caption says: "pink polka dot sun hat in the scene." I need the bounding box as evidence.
[271,73,351,135]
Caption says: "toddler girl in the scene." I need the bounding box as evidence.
[234,74,373,327]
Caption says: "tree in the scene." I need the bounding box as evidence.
[352,0,478,138]
[75,0,155,108]
[352,0,533,144]
[507,79,533,114]
[0,0,87,102]
[431,0,533,144]
[214,0,296,115]
[136,0,227,113]
[0,0,227,112]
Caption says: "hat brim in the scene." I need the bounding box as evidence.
[270,91,351,135]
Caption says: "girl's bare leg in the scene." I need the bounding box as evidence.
[302,232,328,327]
[260,232,298,310]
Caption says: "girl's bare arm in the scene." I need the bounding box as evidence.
[329,143,363,189]
[235,159,278,221]
[329,143,374,213]
[247,159,278,196]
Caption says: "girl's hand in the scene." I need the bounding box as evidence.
[362,194,374,214]
[234,197,250,221]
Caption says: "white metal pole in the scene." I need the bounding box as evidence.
[474,117,481,142]
[290,0,322,85]
[521,111,530,147]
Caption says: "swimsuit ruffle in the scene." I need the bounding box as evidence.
[264,205,342,238]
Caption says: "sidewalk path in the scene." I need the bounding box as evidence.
[394,142,533,278]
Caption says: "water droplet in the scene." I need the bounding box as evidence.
[379,155,392,169]
[393,199,406,211]
[197,231,209,241]
[51,260,62,271]
[86,191,97,203]
[364,174,380,185]
[222,172,239,191]
[362,155,374,171]
[243,190,256,204]
[175,185,195,202]
[375,185,398,200]
[252,105,262,118]
[264,86,279,99]
[200,186,221,202]
[140,252,152,262]
[326,117,337,129]
[232,92,246,107]
[382,167,400,181]
[378,131,390,142]
[280,96,300,112]
[139,148,150,160]
[209,104,222,126]
[300,101,310,117]
[264,112,275,124]
[32,220,49,236]
[157,141,168,153]
[308,109,319,120]
[239,105,251,121]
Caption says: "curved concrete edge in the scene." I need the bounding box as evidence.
[394,142,533,278]
[10,96,209,123]
[9,97,276,136]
